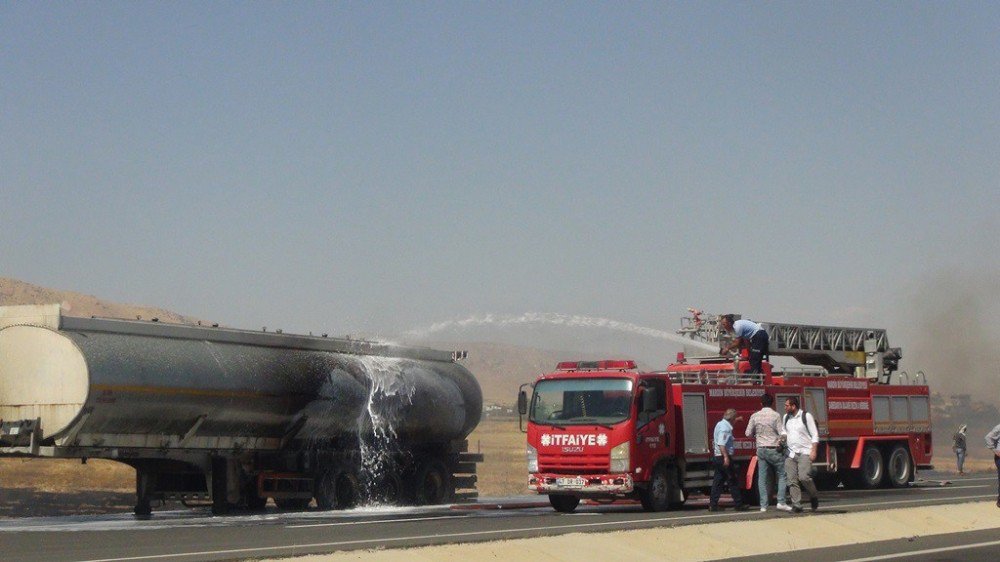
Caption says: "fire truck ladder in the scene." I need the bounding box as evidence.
[678,310,901,381]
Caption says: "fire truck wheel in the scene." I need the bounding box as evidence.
[639,464,672,511]
[549,494,580,513]
[886,445,913,488]
[854,445,886,489]
[411,458,453,505]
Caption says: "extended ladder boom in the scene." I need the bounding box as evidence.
[678,310,901,379]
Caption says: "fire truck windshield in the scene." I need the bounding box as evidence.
[529,378,634,426]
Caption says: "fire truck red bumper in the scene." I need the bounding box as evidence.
[528,473,634,495]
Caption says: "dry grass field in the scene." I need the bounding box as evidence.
[465,416,527,496]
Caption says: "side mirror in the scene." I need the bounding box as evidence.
[517,383,533,433]
[642,387,657,412]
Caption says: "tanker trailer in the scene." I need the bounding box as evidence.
[0,304,483,516]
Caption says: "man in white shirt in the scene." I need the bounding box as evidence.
[783,396,820,513]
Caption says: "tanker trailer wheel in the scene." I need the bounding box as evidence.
[315,470,361,510]
[549,494,580,513]
[369,472,404,505]
[411,458,453,505]
[886,444,913,488]
[851,445,886,489]
[314,471,337,510]
[243,485,268,511]
[274,497,311,510]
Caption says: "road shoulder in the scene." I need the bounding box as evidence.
[266,501,1000,562]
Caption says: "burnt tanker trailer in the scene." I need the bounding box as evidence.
[0,304,483,516]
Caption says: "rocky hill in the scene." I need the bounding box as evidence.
[0,277,202,325]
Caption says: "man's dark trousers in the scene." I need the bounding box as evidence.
[749,330,769,374]
[995,456,1000,503]
[710,455,743,507]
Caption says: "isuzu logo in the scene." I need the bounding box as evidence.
[541,433,608,447]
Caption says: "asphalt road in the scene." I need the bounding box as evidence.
[0,473,995,562]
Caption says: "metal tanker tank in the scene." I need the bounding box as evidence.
[0,304,483,514]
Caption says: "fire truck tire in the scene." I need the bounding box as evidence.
[886,445,913,488]
[639,464,676,511]
[549,494,580,513]
[853,445,886,489]
[411,457,453,505]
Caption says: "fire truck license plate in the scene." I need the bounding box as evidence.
[556,477,587,488]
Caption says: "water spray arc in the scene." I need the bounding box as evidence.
[406,312,719,352]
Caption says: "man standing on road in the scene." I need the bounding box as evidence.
[710,408,749,512]
[986,422,1000,508]
[783,397,820,513]
[746,394,791,512]
[953,424,968,475]
[719,315,769,374]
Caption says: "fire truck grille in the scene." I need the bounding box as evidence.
[538,455,609,474]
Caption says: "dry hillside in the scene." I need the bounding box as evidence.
[0,277,202,324]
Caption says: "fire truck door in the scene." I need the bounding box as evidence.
[636,380,669,462]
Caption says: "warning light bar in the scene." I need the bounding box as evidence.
[556,360,637,371]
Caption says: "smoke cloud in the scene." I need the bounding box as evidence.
[901,270,1000,407]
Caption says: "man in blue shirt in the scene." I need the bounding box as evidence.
[710,408,749,511]
[720,315,770,374]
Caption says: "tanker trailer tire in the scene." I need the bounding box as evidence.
[335,471,361,509]
[411,458,453,506]
[134,471,155,519]
[852,445,886,489]
[243,479,268,511]
[549,494,580,513]
[314,470,337,510]
[315,469,361,510]
[275,497,312,511]
[371,472,404,505]
[134,500,152,519]
[886,444,913,488]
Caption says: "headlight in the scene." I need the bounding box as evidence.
[526,444,539,473]
[609,441,630,473]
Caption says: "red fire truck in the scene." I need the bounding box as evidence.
[517,312,931,513]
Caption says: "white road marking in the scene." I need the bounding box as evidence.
[831,483,990,494]
[836,539,1000,561]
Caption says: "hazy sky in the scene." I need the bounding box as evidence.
[3,3,998,355]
